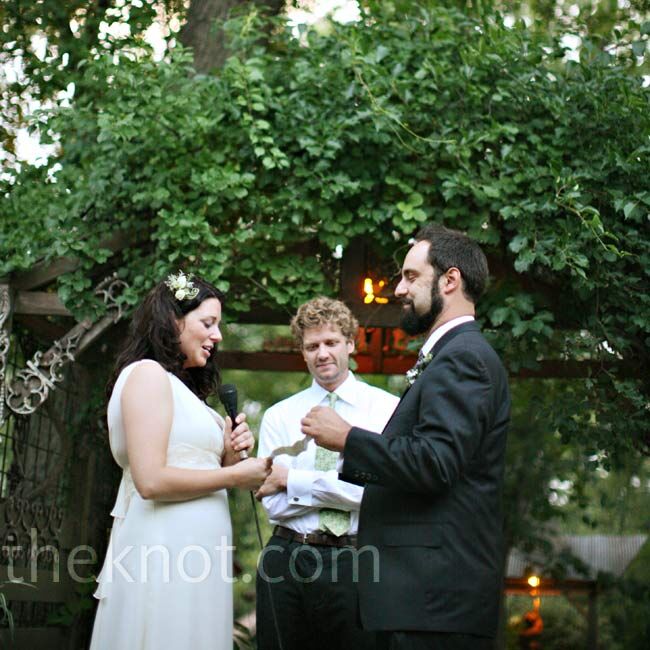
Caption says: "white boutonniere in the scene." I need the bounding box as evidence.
[165,271,200,301]
[405,352,433,386]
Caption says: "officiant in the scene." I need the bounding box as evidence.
[255,296,398,650]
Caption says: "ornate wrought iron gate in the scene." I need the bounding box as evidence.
[0,280,125,649]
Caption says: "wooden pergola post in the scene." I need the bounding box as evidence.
[587,585,598,649]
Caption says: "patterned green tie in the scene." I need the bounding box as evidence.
[315,392,350,536]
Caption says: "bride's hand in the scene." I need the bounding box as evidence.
[223,414,255,465]
[231,457,272,490]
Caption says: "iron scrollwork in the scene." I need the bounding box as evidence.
[0,285,11,427]
[1,496,64,569]
[6,321,91,416]
[95,272,129,323]
[5,274,129,416]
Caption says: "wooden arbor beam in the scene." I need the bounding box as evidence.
[14,292,72,317]
[218,349,641,379]
[5,230,136,321]
[10,295,401,325]
[7,230,135,291]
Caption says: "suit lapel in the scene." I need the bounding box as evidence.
[383,321,482,434]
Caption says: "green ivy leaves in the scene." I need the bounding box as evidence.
[1,3,648,455]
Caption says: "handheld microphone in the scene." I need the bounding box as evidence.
[219,388,283,650]
[218,383,248,459]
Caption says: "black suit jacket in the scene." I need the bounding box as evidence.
[341,321,510,637]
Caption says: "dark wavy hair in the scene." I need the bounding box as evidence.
[415,224,489,303]
[107,275,226,401]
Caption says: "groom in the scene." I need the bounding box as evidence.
[302,225,510,649]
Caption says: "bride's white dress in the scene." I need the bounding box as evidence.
[90,360,233,650]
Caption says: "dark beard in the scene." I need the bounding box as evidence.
[399,285,443,336]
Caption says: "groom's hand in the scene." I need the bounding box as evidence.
[255,463,288,500]
[301,406,351,452]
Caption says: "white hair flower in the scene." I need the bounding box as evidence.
[165,271,199,301]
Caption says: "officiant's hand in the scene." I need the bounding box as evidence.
[222,414,254,466]
[301,406,351,452]
[255,463,288,500]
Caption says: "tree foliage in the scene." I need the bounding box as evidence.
[1,2,649,460]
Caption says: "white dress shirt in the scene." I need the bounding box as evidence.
[420,315,475,357]
[257,372,399,535]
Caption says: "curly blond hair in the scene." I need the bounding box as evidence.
[290,297,359,347]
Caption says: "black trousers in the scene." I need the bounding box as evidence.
[377,631,494,650]
[256,534,377,650]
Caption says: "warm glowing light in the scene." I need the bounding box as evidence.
[527,575,540,588]
[363,277,389,304]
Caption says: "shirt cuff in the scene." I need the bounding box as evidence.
[286,469,314,506]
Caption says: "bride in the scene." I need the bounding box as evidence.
[90,271,271,650]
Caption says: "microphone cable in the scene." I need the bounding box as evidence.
[219,384,285,650]
[250,490,285,650]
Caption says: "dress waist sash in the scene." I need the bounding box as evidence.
[94,444,222,599]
